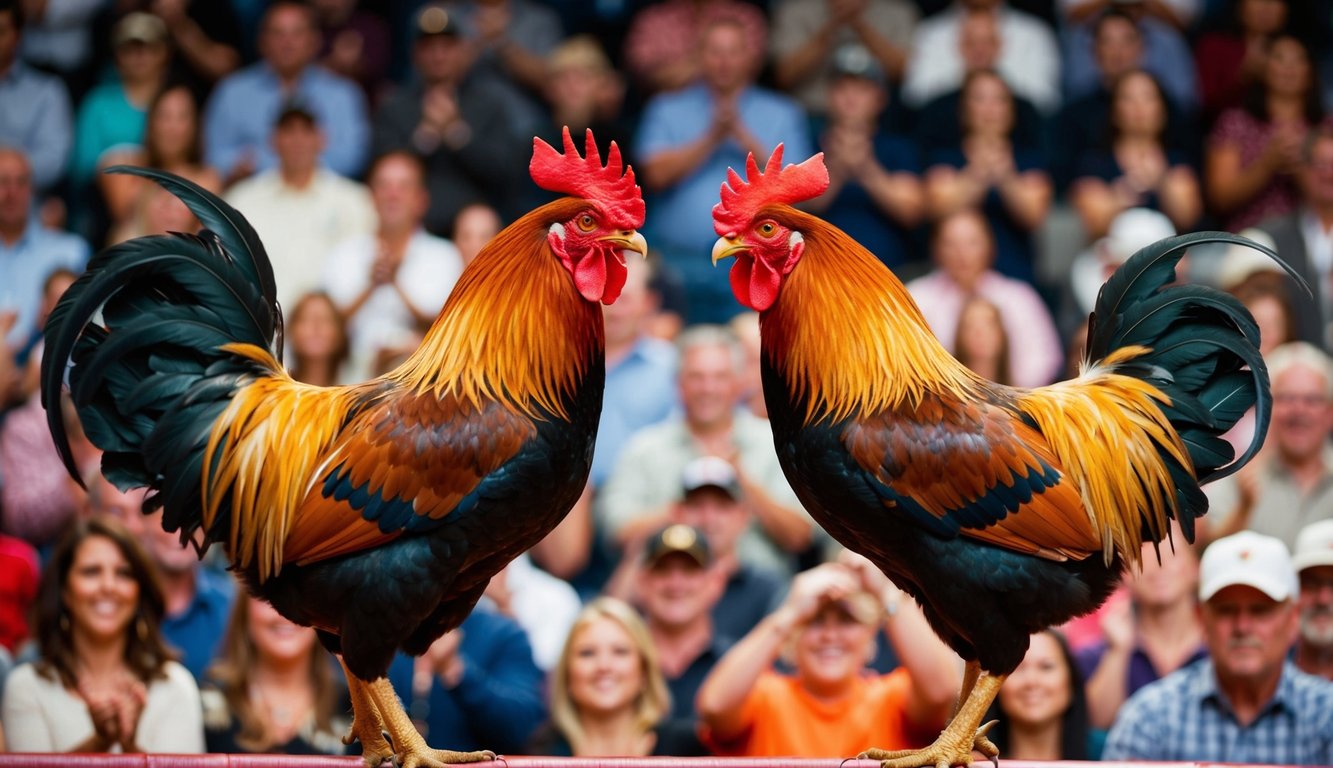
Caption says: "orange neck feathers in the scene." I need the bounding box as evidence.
[761,208,980,424]
[394,199,604,420]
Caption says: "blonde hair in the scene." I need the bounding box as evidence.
[549,597,671,753]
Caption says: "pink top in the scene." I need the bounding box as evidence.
[1208,108,1307,232]
[906,269,1064,389]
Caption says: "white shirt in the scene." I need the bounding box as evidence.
[1299,207,1333,349]
[324,230,464,381]
[502,553,582,671]
[2,661,204,753]
[225,168,378,316]
[901,3,1062,114]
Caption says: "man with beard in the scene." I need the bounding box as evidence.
[1105,532,1333,762]
[1295,520,1333,680]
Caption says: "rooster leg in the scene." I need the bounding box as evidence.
[363,675,497,768]
[953,660,981,717]
[339,660,394,767]
[859,671,1005,768]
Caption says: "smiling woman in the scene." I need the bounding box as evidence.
[983,629,1091,760]
[533,597,706,757]
[0,517,203,753]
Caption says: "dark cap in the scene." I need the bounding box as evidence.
[274,101,318,128]
[643,524,711,569]
[831,43,886,87]
[415,3,462,39]
[681,456,740,499]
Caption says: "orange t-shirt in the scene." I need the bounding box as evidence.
[705,669,935,757]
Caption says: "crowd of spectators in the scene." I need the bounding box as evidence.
[4,0,1333,761]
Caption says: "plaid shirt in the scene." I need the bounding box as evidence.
[1104,659,1333,764]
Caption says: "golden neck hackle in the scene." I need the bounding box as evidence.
[761,207,980,425]
[393,198,604,421]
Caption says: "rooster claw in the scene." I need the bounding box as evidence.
[858,720,1000,768]
[392,748,497,768]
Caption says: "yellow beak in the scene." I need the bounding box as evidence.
[712,236,748,265]
[600,230,649,258]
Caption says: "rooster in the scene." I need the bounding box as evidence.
[710,147,1299,768]
[40,128,646,768]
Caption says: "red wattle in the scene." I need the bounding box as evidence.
[573,248,607,302]
[600,251,628,305]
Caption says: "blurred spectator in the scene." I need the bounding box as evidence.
[696,557,959,757]
[1256,124,1333,348]
[1218,228,1300,353]
[1205,34,1324,232]
[1063,0,1199,28]
[435,0,564,118]
[622,0,766,95]
[70,12,171,224]
[6,264,74,404]
[539,36,632,162]
[101,83,220,245]
[951,295,1011,384]
[1080,527,1205,730]
[285,292,350,386]
[1,517,204,752]
[1069,70,1201,238]
[324,151,463,381]
[16,0,104,101]
[901,0,1061,115]
[204,1,369,182]
[125,0,243,94]
[1203,341,1333,549]
[671,458,785,640]
[387,602,548,754]
[637,18,811,324]
[0,394,90,548]
[451,202,501,267]
[1061,207,1175,339]
[911,11,1044,159]
[311,0,390,104]
[1103,531,1333,762]
[923,70,1052,284]
[484,553,582,671]
[805,44,924,271]
[1294,519,1333,680]
[983,630,1092,760]
[0,1,71,193]
[630,524,728,721]
[1060,2,1198,111]
[532,597,707,755]
[769,0,917,113]
[598,325,813,578]
[0,531,37,654]
[728,312,763,418]
[202,594,350,754]
[372,6,530,233]
[592,256,678,489]
[1195,0,1292,125]
[225,106,376,316]
[0,147,88,362]
[908,210,1062,388]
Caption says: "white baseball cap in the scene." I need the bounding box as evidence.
[1293,520,1333,573]
[1199,531,1299,602]
[1097,208,1177,266]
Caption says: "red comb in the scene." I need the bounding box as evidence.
[712,145,829,235]
[531,127,645,230]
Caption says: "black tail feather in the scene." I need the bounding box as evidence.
[1087,231,1306,542]
[39,168,281,545]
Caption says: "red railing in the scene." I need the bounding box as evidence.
[0,758,1268,768]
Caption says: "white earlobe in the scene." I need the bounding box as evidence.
[548,222,567,242]
[789,231,804,249]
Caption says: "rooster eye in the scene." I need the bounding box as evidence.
[757,222,777,237]
[576,214,597,232]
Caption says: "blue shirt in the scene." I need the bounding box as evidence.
[637,84,813,260]
[160,566,237,681]
[590,336,678,488]
[0,62,72,192]
[203,63,369,179]
[0,219,89,349]
[1104,659,1333,764]
[1061,17,1198,109]
[386,606,547,754]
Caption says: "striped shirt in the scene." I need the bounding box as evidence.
[1104,659,1333,764]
